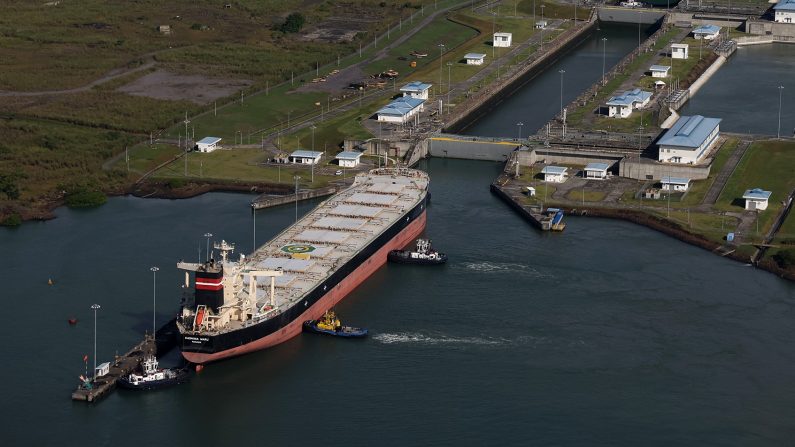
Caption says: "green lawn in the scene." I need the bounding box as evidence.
[679,137,738,206]
[716,139,795,234]
[657,209,740,244]
[124,144,183,175]
[290,107,376,153]
[151,147,336,187]
[566,189,606,202]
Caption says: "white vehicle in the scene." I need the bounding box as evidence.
[620,1,642,7]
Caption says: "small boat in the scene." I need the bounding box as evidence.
[388,239,447,265]
[303,311,368,338]
[118,355,191,391]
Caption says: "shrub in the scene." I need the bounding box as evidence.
[65,189,107,208]
[166,178,187,189]
[280,13,305,33]
[1,214,22,226]
[772,250,795,269]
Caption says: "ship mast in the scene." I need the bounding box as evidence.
[213,240,235,263]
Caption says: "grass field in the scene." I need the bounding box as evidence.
[656,209,739,244]
[151,148,336,187]
[678,137,738,206]
[716,139,795,234]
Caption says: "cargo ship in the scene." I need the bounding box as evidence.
[175,168,429,364]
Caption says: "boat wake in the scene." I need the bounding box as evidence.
[373,332,509,346]
[459,261,550,277]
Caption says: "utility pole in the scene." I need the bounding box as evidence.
[778,85,785,139]
[602,38,607,86]
[183,112,190,176]
[438,43,445,96]
[91,304,100,379]
[150,266,158,341]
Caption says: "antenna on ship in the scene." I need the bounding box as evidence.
[213,240,235,263]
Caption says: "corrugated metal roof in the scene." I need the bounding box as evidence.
[775,0,795,10]
[335,151,363,160]
[376,97,425,117]
[290,150,323,158]
[658,115,721,149]
[464,53,486,59]
[661,176,691,185]
[693,24,721,34]
[585,162,610,171]
[197,137,221,145]
[649,65,671,72]
[400,81,432,92]
[606,88,651,106]
[541,166,568,175]
[743,188,772,200]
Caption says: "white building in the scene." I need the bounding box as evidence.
[661,176,691,192]
[541,166,568,183]
[289,150,323,165]
[493,32,512,47]
[650,65,671,78]
[399,81,432,100]
[335,151,363,168]
[658,115,722,164]
[376,97,425,123]
[775,0,795,22]
[196,136,221,153]
[464,53,486,65]
[95,362,110,377]
[692,24,721,40]
[743,188,772,211]
[606,88,652,118]
[671,43,689,59]
[584,163,610,179]
[535,20,547,29]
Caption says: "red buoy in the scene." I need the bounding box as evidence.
[195,364,204,373]
[68,318,78,325]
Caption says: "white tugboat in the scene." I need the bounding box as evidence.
[387,239,447,265]
[118,356,190,391]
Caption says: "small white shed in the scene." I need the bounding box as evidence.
[289,150,323,165]
[95,362,110,378]
[671,43,689,59]
[335,151,363,168]
[584,163,610,180]
[196,137,222,153]
[541,166,568,183]
[743,188,772,211]
[535,20,547,29]
[464,53,486,65]
[661,176,691,192]
[493,32,512,47]
[650,65,671,78]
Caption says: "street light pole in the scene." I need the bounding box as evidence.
[778,85,785,139]
[559,69,565,119]
[311,125,316,151]
[602,37,607,86]
[294,175,301,223]
[91,304,100,379]
[447,62,453,114]
[517,121,524,140]
[150,266,159,340]
[438,43,445,97]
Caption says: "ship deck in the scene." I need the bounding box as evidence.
[199,168,428,335]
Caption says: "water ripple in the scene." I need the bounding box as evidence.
[373,332,509,346]
[458,261,551,278]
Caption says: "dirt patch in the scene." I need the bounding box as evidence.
[116,70,252,104]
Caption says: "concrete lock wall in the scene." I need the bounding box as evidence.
[597,7,665,25]
[619,158,711,180]
[428,137,520,161]
[669,11,745,29]
[746,21,795,38]
[517,147,623,169]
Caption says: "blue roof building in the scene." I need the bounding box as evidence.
[606,88,652,118]
[774,0,795,22]
[376,97,425,123]
[743,188,772,210]
[692,24,721,40]
[400,81,433,99]
[658,115,721,164]
[196,136,222,153]
[289,150,324,165]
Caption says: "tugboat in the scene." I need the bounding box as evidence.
[387,239,447,265]
[118,356,191,391]
[303,311,368,338]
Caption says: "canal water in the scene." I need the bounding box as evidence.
[461,23,652,137]
[3,159,795,445]
[680,43,795,136]
[3,22,795,447]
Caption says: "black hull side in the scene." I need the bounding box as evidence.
[180,194,428,355]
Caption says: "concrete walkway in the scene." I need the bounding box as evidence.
[700,139,750,207]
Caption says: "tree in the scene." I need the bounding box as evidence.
[0,174,20,200]
[280,13,305,33]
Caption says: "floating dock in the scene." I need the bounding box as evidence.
[71,318,179,403]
